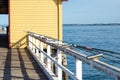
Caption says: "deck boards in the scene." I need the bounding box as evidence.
[0,33,47,80]
[0,48,48,80]
[0,33,48,80]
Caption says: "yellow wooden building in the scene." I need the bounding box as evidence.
[9,0,63,48]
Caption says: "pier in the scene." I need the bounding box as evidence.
[0,32,48,80]
[0,31,120,80]
[0,0,120,79]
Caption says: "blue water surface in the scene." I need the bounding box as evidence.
[63,25,120,80]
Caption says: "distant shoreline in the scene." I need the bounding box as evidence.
[63,23,120,26]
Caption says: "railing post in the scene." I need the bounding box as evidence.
[47,45,51,70]
[33,37,36,53]
[31,36,34,50]
[56,49,62,80]
[76,59,82,80]
[28,35,30,47]
[40,42,44,62]
[28,35,32,49]
[35,39,39,57]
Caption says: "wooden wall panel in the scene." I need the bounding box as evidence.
[10,0,62,48]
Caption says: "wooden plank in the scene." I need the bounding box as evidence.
[0,47,48,80]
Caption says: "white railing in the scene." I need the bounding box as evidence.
[27,32,120,80]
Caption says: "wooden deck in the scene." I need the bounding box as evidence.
[0,34,48,80]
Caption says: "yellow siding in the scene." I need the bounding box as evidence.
[10,0,62,48]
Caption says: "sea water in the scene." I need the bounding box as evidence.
[63,25,120,80]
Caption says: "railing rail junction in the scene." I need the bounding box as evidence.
[27,32,120,80]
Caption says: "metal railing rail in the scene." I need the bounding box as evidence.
[27,32,120,80]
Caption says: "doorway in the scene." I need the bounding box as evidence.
[0,0,8,48]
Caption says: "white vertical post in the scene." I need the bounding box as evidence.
[28,35,30,47]
[76,59,82,80]
[40,42,44,62]
[36,39,39,57]
[56,49,62,80]
[28,35,32,49]
[32,37,35,53]
[31,36,33,50]
[47,45,51,70]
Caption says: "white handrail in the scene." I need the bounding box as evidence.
[27,32,120,80]
[28,39,79,80]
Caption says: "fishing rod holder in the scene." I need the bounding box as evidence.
[86,53,103,60]
[27,31,120,80]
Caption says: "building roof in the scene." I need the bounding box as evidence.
[0,0,8,14]
[0,0,67,14]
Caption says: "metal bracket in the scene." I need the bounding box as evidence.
[86,53,103,60]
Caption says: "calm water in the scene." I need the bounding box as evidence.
[63,25,120,80]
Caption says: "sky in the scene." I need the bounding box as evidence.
[63,0,120,24]
[0,14,8,26]
[0,0,120,25]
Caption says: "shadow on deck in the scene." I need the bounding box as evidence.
[0,34,48,80]
[0,47,48,80]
